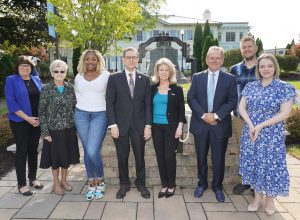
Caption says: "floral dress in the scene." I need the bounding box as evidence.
[239,79,296,196]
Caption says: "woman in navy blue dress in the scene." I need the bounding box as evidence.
[239,53,296,215]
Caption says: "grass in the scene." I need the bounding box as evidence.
[287,144,300,160]
[286,80,300,90]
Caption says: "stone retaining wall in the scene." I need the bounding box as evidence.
[102,121,241,187]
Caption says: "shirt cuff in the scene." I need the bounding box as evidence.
[145,125,151,129]
[108,124,117,129]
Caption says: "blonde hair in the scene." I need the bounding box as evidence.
[152,58,177,84]
[240,36,256,45]
[77,49,105,74]
[255,53,280,80]
[49,59,68,75]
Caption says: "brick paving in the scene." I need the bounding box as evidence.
[0,147,300,220]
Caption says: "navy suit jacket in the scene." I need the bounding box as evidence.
[187,70,237,138]
[5,74,42,122]
[106,70,152,136]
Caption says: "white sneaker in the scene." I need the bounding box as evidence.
[85,185,95,201]
[94,182,105,199]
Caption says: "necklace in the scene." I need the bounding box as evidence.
[24,79,30,87]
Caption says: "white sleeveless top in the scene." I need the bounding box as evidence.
[74,70,110,112]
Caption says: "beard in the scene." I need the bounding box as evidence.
[244,55,256,61]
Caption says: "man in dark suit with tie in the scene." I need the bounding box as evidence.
[187,46,237,202]
[106,47,152,199]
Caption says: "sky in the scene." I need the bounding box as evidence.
[161,0,300,49]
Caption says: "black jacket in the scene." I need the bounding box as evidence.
[151,83,186,133]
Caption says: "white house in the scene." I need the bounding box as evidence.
[104,10,250,73]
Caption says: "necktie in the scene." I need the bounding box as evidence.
[207,73,215,112]
[128,73,134,98]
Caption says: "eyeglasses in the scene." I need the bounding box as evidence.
[53,70,66,74]
[124,56,138,60]
[19,64,31,68]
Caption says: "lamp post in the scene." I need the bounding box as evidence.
[180,29,184,72]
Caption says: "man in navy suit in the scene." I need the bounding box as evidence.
[187,46,237,202]
[106,47,152,199]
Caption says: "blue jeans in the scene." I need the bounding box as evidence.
[74,108,107,179]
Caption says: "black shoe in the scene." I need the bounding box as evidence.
[136,185,150,199]
[116,186,130,199]
[158,188,167,198]
[232,183,250,195]
[29,179,44,189]
[18,185,33,196]
[165,187,175,198]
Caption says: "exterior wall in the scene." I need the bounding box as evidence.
[102,112,241,186]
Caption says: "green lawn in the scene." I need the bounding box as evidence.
[286,81,300,90]
[287,144,300,160]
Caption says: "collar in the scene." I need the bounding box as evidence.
[241,60,257,69]
[125,68,136,77]
[207,69,220,77]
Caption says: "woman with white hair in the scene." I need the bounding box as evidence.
[39,59,80,195]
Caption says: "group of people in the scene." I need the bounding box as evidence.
[4,36,296,215]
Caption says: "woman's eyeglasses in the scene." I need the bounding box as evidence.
[53,70,65,74]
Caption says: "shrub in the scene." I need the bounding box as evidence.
[276,55,299,72]
[0,54,16,97]
[36,62,50,79]
[0,114,14,148]
[224,49,243,69]
[286,107,300,141]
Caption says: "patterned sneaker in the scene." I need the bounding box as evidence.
[94,182,105,199]
[97,182,106,194]
[85,185,95,201]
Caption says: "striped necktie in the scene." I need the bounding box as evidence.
[128,73,134,98]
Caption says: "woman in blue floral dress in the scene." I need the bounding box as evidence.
[239,53,296,215]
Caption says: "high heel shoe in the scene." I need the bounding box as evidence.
[248,199,263,212]
[265,207,276,216]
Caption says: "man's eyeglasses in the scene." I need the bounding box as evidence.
[125,56,138,60]
[53,70,66,74]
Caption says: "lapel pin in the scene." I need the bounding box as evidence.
[138,76,141,79]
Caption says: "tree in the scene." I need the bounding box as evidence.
[48,0,163,54]
[286,39,295,55]
[202,35,217,70]
[223,48,243,69]
[0,0,51,49]
[202,20,212,41]
[193,23,203,72]
[255,38,263,57]
[72,48,81,76]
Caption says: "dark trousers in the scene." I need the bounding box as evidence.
[194,130,228,192]
[152,124,177,188]
[10,121,41,187]
[114,124,146,187]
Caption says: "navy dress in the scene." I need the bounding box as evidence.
[239,79,296,197]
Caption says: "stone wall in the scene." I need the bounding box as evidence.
[102,121,241,187]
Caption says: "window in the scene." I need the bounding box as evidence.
[152,30,160,37]
[239,32,243,40]
[226,32,235,42]
[170,30,179,38]
[184,30,193,40]
[136,31,143,41]
[218,32,222,41]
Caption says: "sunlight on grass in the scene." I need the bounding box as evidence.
[286,81,300,90]
[287,144,300,160]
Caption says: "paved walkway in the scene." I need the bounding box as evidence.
[0,145,300,220]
